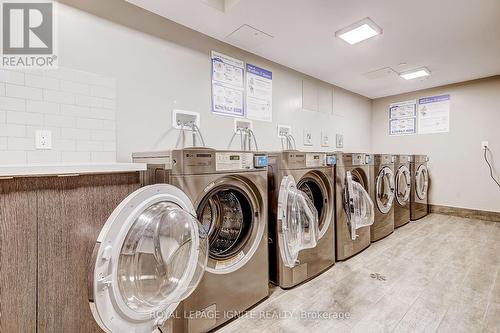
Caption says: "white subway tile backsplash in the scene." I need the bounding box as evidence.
[60,127,90,140]
[61,151,91,163]
[27,151,61,163]
[8,137,35,151]
[76,117,102,130]
[75,95,104,108]
[91,152,116,162]
[60,104,90,117]
[101,141,116,152]
[91,129,115,141]
[44,114,76,128]
[88,107,114,120]
[0,67,116,164]
[0,70,25,85]
[26,126,60,139]
[6,84,44,101]
[0,96,26,111]
[101,120,115,130]
[44,89,75,104]
[0,123,26,137]
[0,150,26,163]
[76,140,102,152]
[90,85,115,99]
[101,98,116,110]
[7,111,43,126]
[25,74,59,90]
[60,80,90,95]
[54,139,76,152]
[27,100,60,114]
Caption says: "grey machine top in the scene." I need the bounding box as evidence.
[132,148,269,175]
[373,154,395,166]
[335,152,374,167]
[267,151,336,170]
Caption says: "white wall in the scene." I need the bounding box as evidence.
[372,77,500,213]
[54,0,372,162]
[0,68,116,164]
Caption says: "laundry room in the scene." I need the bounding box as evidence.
[0,0,498,332]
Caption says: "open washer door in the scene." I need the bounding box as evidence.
[89,184,208,333]
[375,166,395,214]
[277,175,319,268]
[396,165,411,205]
[344,171,375,241]
[415,164,429,200]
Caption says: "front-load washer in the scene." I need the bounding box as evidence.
[335,153,375,260]
[370,154,396,242]
[267,151,335,288]
[410,155,430,221]
[88,184,209,333]
[132,148,269,332]
[394,155,411,228]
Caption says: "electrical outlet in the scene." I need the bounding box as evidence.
[481,141,489,149]
[321,132,330,147]
[336,134,344,148]
[172,110,200,129]
[36,130,52,150]
[303,129,313,146]
[277,125,291,138]
[234,119,253,133]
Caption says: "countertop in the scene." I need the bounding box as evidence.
[0,163,147,178]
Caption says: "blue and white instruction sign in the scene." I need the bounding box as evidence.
[211,51,245,117]
[246,64,273,122]
[389,100,417,136]
[418,94,450,134]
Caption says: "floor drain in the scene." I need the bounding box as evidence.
[370,273,386,281]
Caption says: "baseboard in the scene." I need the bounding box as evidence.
[429,204,500,223]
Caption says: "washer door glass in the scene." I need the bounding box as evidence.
[344,171,375,241]
[297,175,330,239]
[416,165,429,200]
[277,175,319,267]
[198,188,253,260]
[396,165,411,205]
[376,166,395,214]
[90,185,208,333]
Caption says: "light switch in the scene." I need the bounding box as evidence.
[36,130,52,150]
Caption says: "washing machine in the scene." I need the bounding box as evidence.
[267,151,335,288]
[410,155,430,220]
[370,154,396,242]
[335,153,375,261]
[88,183,209,333]
[394,155,411,228]
[132,148,269,332]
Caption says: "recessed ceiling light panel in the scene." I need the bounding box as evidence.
[335,17,382,45]
[400,67,431,80]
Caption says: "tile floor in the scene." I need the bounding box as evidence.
[216,214,500,333]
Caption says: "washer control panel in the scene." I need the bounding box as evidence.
[306,153,327,167]
[216,152,254,171]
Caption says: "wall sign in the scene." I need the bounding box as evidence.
[418,94,450,134]
[211,51,245,117]
[389,100,417,136]
[246,63,273,122]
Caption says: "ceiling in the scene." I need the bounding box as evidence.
[126,0,500,98]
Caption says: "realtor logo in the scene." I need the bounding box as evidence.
[1,1,57,68]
